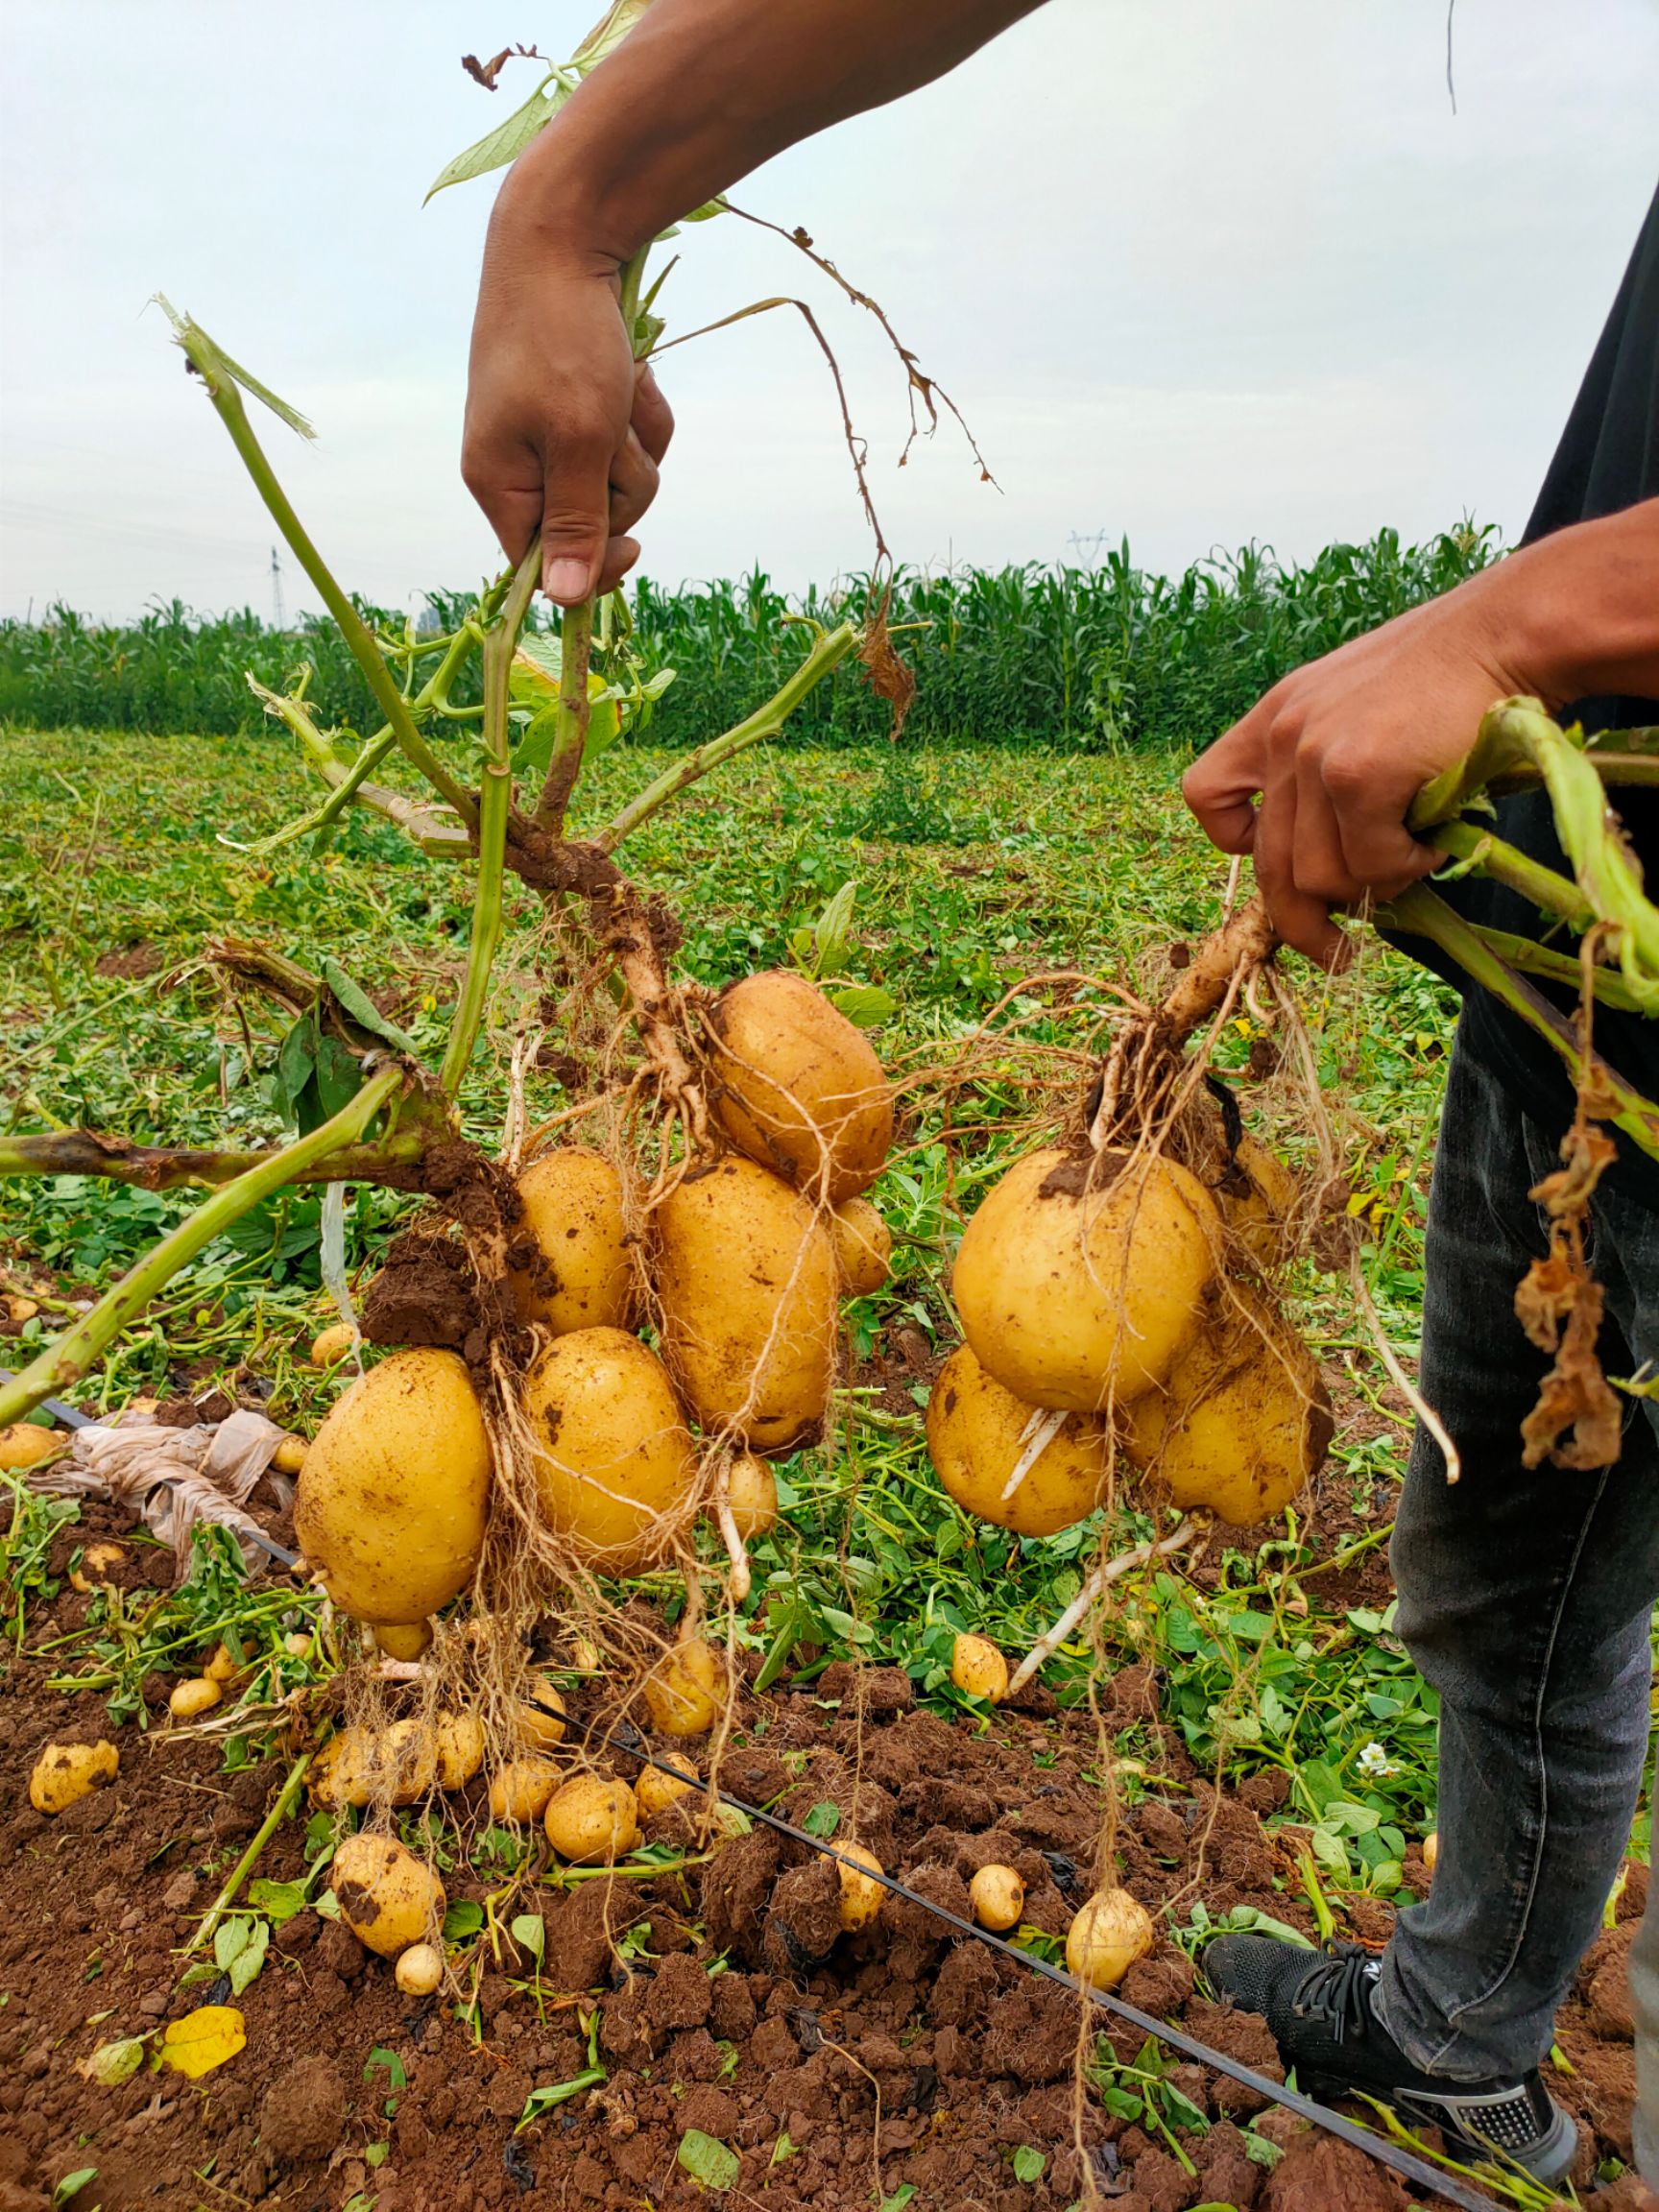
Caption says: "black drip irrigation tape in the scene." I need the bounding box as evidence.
[533,1699,1504,2212]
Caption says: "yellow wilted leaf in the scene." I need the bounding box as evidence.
[160,2005,246,2079]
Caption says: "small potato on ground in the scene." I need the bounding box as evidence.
[30,1740,119,1815]
[0,1425,64,1472]
[518,1676,566,1750]
[395,1942,445,1997]
[1067,1887,1154,1991]
[836,1843,886,1933]
[643,1639,726,1737]
[950,1632,1008,1704]
[970,1863,1025,1933]
[489,1761,563,1824]
[169,1677,222,1720]
[637,1751,700,1822]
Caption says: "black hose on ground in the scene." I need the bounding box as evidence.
[532,1699,1503,2212]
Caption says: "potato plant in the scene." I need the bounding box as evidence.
[4,0,1659,2013]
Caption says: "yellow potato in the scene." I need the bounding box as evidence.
[69,1540,127,1594]
[953,1147,1219,1412]
[836,1843,886,1933]
[653,1157,839,1455]
[295,1348,491,1624]
[926,1345,1112,1538]
[709,969,894,1205]
[373,1621,432,1662]
[433,1711,486,1791]
[950,1632,1008,1704]
[331,1833,445,1958]
[568,1635,603,1674]
[519,1676,566,1750]
[830,1197,892,1297]
[203,1642,240,1684]
[395,1941,445,1996]
[284,1631,314,1660]
[309,1721,436,1811]
[29,1740,118,1815]
[636,1751,700,1821]
[544,1775,640,1864]
[4,1294,38,1324]
[725,1453,779,1541]
[1067,1887,1154,1990]
[0,1425,64,1472]
[310,1320,357,1367]
[1121,1284,1332,1527]
[522,1328,696,1575]
[1216,1135,1301,1269]
[169,1677,221,1719]
[970,1863,1025,1933]
[271,1434,308,1476]
[510,1147,637,1334]
[489,1761,563,1824]
[1423,1831,1439,1877]
[642,1640,725,1737]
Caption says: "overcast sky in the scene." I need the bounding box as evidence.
[3,0,1656,623]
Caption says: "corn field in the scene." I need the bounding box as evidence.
[0,525,1495,751]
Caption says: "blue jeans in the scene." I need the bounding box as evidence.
[1372,1033,1659,2176]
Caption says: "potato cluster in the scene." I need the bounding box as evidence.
[290,969,895,1674]
[934,1134,1329,1535]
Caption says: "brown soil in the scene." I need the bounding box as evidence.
[0,1496,1636,2212]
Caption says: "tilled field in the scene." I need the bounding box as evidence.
[0,1488,1643,2212]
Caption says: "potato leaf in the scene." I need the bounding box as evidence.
[160,2005,246,2080]
[825,984,896,1029]
[442,1899,485,1941]
[425,77,568,203]
[678,2129,739,2191]
[246,1877,309,1925]
[1012,2147,1045,2184]
[77,2036,147,2086]
[510,1912,546,1967]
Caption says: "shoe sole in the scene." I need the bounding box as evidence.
[1301,2074,1578,2188]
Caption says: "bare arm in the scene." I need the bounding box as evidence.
[1182,497,1659,963]
[464,0,1047,600]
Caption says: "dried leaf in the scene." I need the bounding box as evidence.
[77,2036,148,2086]
[160,2006,246,2080]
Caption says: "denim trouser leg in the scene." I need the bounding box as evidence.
[1372,1037,1659,2171]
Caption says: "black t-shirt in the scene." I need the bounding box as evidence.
[1428,179,1659,1207]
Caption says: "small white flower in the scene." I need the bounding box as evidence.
[1357,1741,1395,1778]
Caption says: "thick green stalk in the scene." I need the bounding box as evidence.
[1425,818,1596,932]
[0,1069,401,1426]
[194,371,478,832]
[534,601,595,833]
[189,1748,312,1951]
[1380,884,1659,1162]
[440,547,541,1096]
[598,620,859,854]
[1464,923,1656,1015]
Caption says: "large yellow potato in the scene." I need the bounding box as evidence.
[544,1776,639,1864]
[1067,1887,1154,1990]
[1215,1135,1301,1269]
[952,1147,1219,1412]
[926,1344,1113,1538]
[489,1760,563,1824]
[830,1196,892,1297]
[1122,1284,1332,1526]
[29,1740,118,1815]
[708,970,894,1205]
[433,1711,486,1790]
[309,1720,437,1811]
[510,1147,637,1334]
[652,1157,839,1454]
[330,1833,445,1958]
[522,1328,696,1574]
[295,1349,491,1624]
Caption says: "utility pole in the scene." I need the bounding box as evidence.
[270,545,286,631]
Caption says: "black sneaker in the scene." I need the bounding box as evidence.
[1200,1936,1577,2186]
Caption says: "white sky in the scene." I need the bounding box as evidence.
[3,0,1656,623]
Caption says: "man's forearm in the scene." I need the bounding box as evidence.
[493,0,1047,267]
[1502,497,1659,709]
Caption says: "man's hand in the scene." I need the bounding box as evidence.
[460,0,1046,599]
[463,238,673,605]
[1183,500,1659,963]
[1182,589,1522,964]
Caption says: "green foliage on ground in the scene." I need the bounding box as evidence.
[2,724,1463,1895]
[0,525,1494,750]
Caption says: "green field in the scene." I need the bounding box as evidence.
[1,721,1461,1879]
